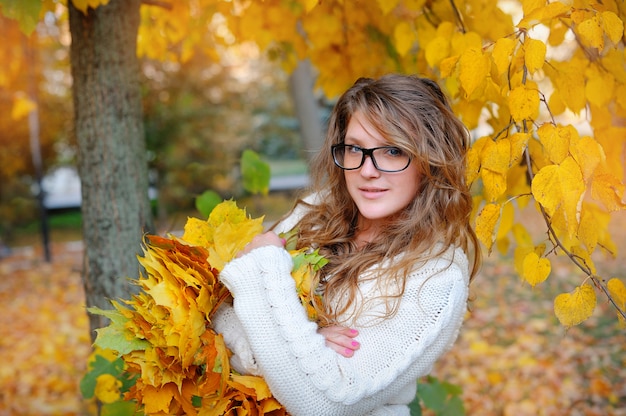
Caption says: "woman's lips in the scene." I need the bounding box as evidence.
[359,187,387,198]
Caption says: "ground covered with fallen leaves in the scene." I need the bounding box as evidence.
[1,214,625,415]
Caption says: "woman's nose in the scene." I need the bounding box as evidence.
[359,155,380,177]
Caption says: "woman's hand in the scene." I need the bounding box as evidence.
[237,232,286,257]
[318,326,360,358]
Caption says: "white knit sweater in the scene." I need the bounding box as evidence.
[213,206,470,416]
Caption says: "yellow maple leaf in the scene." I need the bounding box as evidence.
[524,38,546,74]
[142,382,178,414]
[230,374,273,401]
[508,86,540,122]
[94,373,122,404]
[475,203,501,252]
[554,284,597,327]
[183,217,214,247]
[521,252,551,287]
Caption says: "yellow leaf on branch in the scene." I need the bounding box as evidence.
[554,284,597,327]
[466,136,488,185]
[591,171,626,211]
[600,11,624,46]
[509,132,529,165]
[531,157,585,237]
[508,85,540,122]
[517,1,571,29]
[521,251,551,287]
[585,66,615,107]
[578,15,604,50]
[481,138,511,175]
[426,36,451,68]
[607,278,626,326]
[482,170,507,202]
[491,37,516,77]
[520,0,547,16]
[544,58,586,113]
[537,124,574,165]
[523,38,546,74]
[458,47,489,98]
[475,203,501,252]
[570,135,604,181]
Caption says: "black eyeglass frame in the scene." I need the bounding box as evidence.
[331,144,412,173]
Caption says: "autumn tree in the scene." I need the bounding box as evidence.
[2,0,625,335]
[65,0,155,333]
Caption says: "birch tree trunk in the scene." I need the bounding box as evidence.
[68,0,154,338]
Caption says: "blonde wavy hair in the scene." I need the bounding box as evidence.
[277,74,480,325]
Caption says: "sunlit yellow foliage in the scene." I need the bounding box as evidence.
[3,0,625,329]
[554,283,597,328]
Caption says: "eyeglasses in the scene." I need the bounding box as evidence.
[331,144,412,173]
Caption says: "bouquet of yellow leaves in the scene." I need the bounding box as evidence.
[82,200,326,416]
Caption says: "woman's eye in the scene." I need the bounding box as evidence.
[347,145,362,154]
[385,147,403,157]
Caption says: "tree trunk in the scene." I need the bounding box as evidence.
[68,0,154,339]
[288,59,324,161]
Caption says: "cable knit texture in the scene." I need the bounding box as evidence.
[215,202,470,415]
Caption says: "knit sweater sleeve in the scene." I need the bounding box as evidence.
[219,245,469,416]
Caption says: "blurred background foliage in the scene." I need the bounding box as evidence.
[0,12,313,244]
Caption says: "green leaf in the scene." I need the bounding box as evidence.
[88,306,150,355]
[418,378,448,411]
[101,400,141,416]
[195,190,222,218]
[241,149,271,195]
[414,376,466,416]
[192,395,202,407]
[80,354,124,399]
[0,0,41,35]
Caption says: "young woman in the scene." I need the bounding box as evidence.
[213,74,481,415]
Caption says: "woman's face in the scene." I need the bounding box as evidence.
[342,111,421,234]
